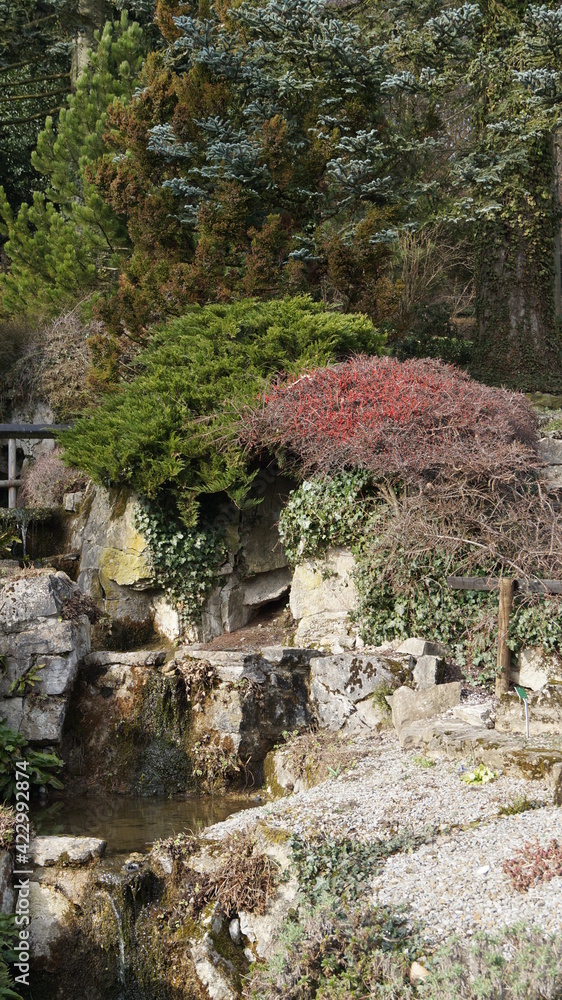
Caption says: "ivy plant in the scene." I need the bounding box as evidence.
[278,471,373,564]
[135,499,228,627]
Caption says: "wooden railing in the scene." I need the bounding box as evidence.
[0,424,70,509]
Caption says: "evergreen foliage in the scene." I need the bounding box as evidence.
[60,297,383,520]
[0,12,145,318]
[79,0,562,385]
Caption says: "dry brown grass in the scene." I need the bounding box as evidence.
[276,728,377,787]
[0,805,16,849]
[168,826,279,921]
[19,448,87,508]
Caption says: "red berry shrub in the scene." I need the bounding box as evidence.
[244,357,538,479]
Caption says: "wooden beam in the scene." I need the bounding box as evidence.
[0,423,69,440]
[495,577,514,699]
[447,576,562,595]
[519,580,562,595]
[447,576,499,591]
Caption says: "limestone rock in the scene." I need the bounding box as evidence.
[310,653,392,703]
[310,678,357,730]
[538,437,562,464]
[153,596,181,641]
[542,465,562,490]
[0,572,76,634]
[354,695,387,730]
[0,851,13,914]
[387,682,461,744]
[452,703,492,727]
[495,684,562,737]
[75,486,155,627]
[229,918,241,945]
[309,653,393,732]
[511,647,562,691]
[264,747,308,796]
[187,648,313,773]
[0,697,23,730]
[294,611,351,647]
[0,572,91,743]
[290,547,357,621]
[29,882,72,959]
[31,836,106,867]
[243,567,292,608]
[239,876,299,959]
[238,475,292,576]
[413,655,443,689]
[64,491,84,512]
[20,697,68,743]
[396,638,449,658]
[191,934,237,1000]
[83,649,166,669]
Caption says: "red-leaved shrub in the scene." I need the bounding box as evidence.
[244,357,538,478]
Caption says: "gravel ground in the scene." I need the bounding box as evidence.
[206,731,562,941]
[373,806,562,943]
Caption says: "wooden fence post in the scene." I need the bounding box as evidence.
[495,576,514,699]
[8,438,17,509]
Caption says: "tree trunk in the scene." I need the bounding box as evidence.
[475,224,562,391]
[71,0,106,84]
[475,145,562,392]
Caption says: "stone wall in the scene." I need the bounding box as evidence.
[0,572,90,743]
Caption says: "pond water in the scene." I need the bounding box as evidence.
[32,793,256,855]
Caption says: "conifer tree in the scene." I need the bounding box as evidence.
[96,0,562,387]
[0,12,145,318]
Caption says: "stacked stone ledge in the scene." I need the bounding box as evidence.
[0,572,90,743]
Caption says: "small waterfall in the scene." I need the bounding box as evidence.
[0,507,41,559]
[103,891,127,985]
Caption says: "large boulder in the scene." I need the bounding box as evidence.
[309,652,396,732]
[31,836,106,868]
[387,682,462,747]
[71,486,156,630]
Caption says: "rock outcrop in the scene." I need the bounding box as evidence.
[510,647,562,692]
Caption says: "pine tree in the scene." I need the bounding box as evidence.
[0,12,145,318]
